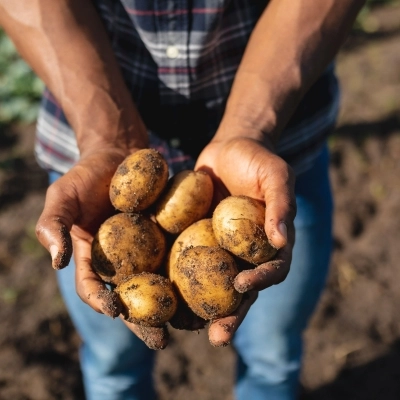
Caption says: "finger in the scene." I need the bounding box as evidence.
[234,241,293,293]
[263,163,296,250]
[74,237,122,318]
[208,291,258,347]
[76,240,169,349]
[122,319,170,350]
[36,182,76,270]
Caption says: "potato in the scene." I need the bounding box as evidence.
[173,246,242,320]
[167,218,218,283]
[109,149,169,212]
[155,170,213,234]
[212,195,277,265]
[91,213,166,285]
[116,272,178,327]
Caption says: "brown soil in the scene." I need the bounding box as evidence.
[0,4,400,399]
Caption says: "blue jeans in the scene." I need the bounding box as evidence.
[50,145,333,400]
[233,145,333,399]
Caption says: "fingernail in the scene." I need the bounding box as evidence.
[98,290,122,318]
[278,222,287,241]
[234,279,253,293]
[50,245,59,268]
[50,245,58,260]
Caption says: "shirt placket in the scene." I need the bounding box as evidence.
[158,0,190,103]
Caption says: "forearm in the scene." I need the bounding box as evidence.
[217,0,365,146]
[0,0,146,156]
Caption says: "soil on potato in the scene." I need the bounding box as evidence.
[0,4,400,399]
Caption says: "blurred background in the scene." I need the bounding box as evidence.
[0,1,400,399]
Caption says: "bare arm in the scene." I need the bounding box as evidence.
[218,0,365,144]
[0,0,147,155]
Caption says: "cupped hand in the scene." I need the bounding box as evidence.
[194,136,297,346]
[35,148,169,350]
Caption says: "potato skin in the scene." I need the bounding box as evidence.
[155,170,213,235]
[212,195,277,265]
[109,149,169,212]
[91,213,166,285]
[173,246,242,320]
[167,218,218,283]
[116,272,178,327]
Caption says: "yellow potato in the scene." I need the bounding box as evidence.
[91,213,166,285]
[155,170,213,235]
[109,149,169,212]
[116,272,178,327]
[167,218,218,283]
[212,195,277,265]
[173,246,242,320]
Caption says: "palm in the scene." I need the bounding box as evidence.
[196,137,291,207]
[63,151,124,235]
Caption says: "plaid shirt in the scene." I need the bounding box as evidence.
[35,0,340,176]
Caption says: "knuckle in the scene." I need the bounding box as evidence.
[35,220,45,240]
[76,283,90,305]
[76,278,96,306]
[46,181,64,198]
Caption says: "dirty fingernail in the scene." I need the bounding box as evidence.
[98,289,122,318]
[234,278,253,293]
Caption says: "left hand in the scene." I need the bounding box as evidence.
[194,135,297,346]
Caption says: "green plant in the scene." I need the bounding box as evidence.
[355,0,400,32]
[0,30,44,124]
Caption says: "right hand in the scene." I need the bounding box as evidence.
[35,147,170,350]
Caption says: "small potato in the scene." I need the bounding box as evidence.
[212,195,277,265]
[116,272,178,327]
[109,149,169,212]
[91,213,166,285]
[167,218,218,283]
[173,246,242,320]
[155,170,213,235]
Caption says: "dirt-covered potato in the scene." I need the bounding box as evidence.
[167,218,218,283]
[109,149,169,212]
[116,272,178,327]
[173,246,242,320]
[212,195,277,265]
[155,170,213,235]
[91,213,166,285]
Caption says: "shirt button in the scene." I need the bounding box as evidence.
[166,45,179,59]
[170,138,181,148]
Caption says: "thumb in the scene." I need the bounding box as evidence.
[262,169,296,250]
[36,182,76,270]
[269,221,288,250]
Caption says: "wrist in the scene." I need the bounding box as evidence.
[214,99,279,153]
[77,122,148,159]
[211,127,277,155]
[218,70,302,148]
[71,86,148,157]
